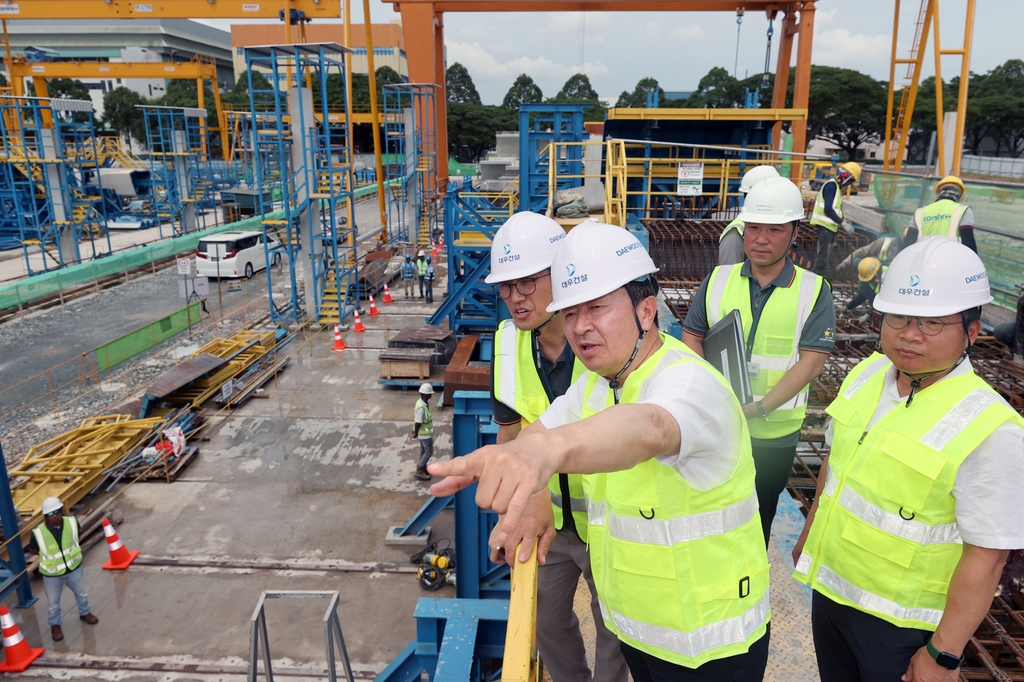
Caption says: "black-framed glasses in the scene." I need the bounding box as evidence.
[497,274,549,300]
[883,314,961,336]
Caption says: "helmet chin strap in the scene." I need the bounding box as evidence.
[902,353,967,408]
[534,313,558,333]
[608,311,648,404]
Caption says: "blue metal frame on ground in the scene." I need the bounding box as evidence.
[0,444,36,608]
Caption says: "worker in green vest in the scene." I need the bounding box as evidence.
[27,497,99,642]
[719,165,780,266]
[810,161,861,275]
[412,383,434,480]
[905,175,977,253]
[793,237,1024,682]
[835,233,901,279]
[485,212,628,682]
[683,177,836,547]
[416,250,428,298]
[837,257,887,318]
[433,222,771,681]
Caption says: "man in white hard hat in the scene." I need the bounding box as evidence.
[810,162,861,275]
[683,176,835,547]
[485,212,627,682]
[792,237,1024,681]
[720,165,780,266]
[26,497,99,641]
[416,250,428,299]
[432,222,771,681]
[411,383,435,480]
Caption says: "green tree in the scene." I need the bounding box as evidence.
[0,73,7,88]
[549,73,605,122]
[685,67,742,108]
[968,60,1024,156]
[446,63,481,104]
[447,102,516,161]
[222,69,274,108]
[615,77,665,108]
[803,65,887,160]
[375,65,404,104]
[47,78,90,101]
[902,76,957,163]
[156,79,218,122]
[101,86,148,151]
[502,74,543,110]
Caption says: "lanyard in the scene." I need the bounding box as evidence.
[744,279,777,359]
[532,330,568,404]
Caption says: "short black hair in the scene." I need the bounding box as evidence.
[961,306,982,336]
[624,276,660,328]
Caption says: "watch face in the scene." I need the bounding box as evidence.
[935,652,961,671]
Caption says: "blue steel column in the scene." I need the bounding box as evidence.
[0,444,35,608]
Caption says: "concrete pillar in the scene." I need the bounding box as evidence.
[173,130,197,232]
[942,111,958,178]
[39,127,75,264]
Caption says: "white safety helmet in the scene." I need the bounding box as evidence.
[419,383,434,395]
[547,222,658,312]
[41,497,63,515]
[485,212,566,283]
[736,176,805,224]
[873,237,992,317]
[739,165,780,194]
[417,250,426,258]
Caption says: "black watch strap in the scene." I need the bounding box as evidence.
[926,638,964,670]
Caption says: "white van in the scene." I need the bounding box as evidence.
[196,231,281,279]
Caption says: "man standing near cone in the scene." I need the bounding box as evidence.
[27,497,98,641]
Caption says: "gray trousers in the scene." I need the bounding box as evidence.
[813,225,837,275]
[417,437,434,467]
[538,528,629,682]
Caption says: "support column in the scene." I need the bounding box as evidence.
[400,2,448,193]
[39,127,75,264]
[434,11,448,191]
[771,9,797,149]
[289,86,321,322]
[174,129,197,232]
[791,0,816,184]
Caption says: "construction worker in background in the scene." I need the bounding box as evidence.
[425,257,435,304]
[26,497,99,641]
[683,177,836,547]
[416,251,428,299]
[484,213,628,682]
[432,222,771,681]
[905,175,977,253]
[793,237,1024,682]
[835,233,901,280]
[810,161,861,275]
[837,257,886,318]
[719,165,780,266]
[411,383,434,481]
[401,254,416,299]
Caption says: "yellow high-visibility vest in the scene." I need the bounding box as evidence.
[33,517,83,577]
[720,218,745,242]
[810,178,843,232]
[913,200,970,241]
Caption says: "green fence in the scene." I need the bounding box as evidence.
[94,301,202,370]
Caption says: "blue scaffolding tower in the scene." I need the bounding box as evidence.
[382,83,438,246]
[518,103,587,214]
[0,96,110,273]
[244,43,359,328]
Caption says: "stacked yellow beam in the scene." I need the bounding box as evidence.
[161,331,277,409]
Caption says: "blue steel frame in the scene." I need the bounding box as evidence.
[0,444,36,608]
[517,103,587,214]
[383,84,438,246]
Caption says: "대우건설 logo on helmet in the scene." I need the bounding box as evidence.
[503,244,511,255]
[909,275,921,287]
[566,263,576,277]
[899,273,931,297]
[498,243,520,264]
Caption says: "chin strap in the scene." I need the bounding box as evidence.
[608,312,648,404]
[903,353,967,408]
[534,313,558,333]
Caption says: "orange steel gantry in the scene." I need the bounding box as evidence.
[383,0,819,190]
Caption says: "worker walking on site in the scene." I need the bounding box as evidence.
[905,175,978,253]
[433,222,772,681]
[401,254,416,299]
[411,383,435,481]
[793,237,1024,682]
[27,497,99,642]
[425,257,435,304]
[416,250,428,299]
[484,212,628,682]
[837,257,886,318]
[835,233,901,280]
[683,177,835,547]
[719,165,780,266]
[810,162,861,275]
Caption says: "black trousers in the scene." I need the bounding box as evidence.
[813,225,837,275]
[812,591,931,682]
[751,438,798,548]
[618,626,769,682]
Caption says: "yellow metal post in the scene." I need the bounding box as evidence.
[951,0,976,175]
[501,542,539,682]
[363,0,389,241]
[931,1,946,176]
[882,0,900,170]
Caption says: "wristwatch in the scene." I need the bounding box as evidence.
[926,639,964,670]
[755,400,768,419]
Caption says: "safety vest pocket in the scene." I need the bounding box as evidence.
[609,539,682,624]
[857,432,946,512]
[763,336,795,357]
[834,519,916,600]
[825,396,857,426]
[525,396,547,419]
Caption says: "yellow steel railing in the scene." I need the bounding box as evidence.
[501,543,540,682]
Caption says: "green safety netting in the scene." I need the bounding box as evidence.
[95,302,202,370]
[872,174,1024,309]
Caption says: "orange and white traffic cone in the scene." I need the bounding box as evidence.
[382,283,395,304]
[332,324,347,351]
[101,518,139,570]
[439,234,444,251]
[431,243,439,261]
[0,607,43,672]
[368,294,380,316]
[352,308,366,333]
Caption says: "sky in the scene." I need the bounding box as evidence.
[198,0,1020,105]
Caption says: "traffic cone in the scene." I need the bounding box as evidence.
[332,324,347,351]
[382,283,395,304]
[352,308,366,333]
[101,518,139,570]
[0,607,43,672]
[439,234,444,251]
[431,243,439,261]
[368,294,380,316]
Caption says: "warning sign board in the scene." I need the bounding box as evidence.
[677,162,705,197]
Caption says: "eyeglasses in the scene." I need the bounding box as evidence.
[44,511,61,518]
[883,314,961,336]
[497,273,549,300]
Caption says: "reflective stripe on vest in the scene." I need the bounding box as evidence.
[878,237,895,263]
[705,262,823,438]
[720,219,745,242]
[492,319,588,538]
[415,399,433,437]
[32,517,83,577]
[580,334,770,668]
[417,260,427,276]
[794,352,1024,631]
[913,200,969,241]
[810,178,843,231]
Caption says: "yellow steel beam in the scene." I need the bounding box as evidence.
[1,1,340,20]
[606,107,807,122]
[501,542,539,682]
[8,60,217,81]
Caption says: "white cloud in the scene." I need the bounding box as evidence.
[670,25,706,41]
[812,28,891,72]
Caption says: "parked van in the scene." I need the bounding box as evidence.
[196,231,281,279]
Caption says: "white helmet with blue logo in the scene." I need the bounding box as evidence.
[485,212,566,283]
[547,222,658,312]
[873,236,992,317]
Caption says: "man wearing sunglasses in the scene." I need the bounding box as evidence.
[793,237,1024,681]
[485,213,627,682]
[27,497,99,642]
